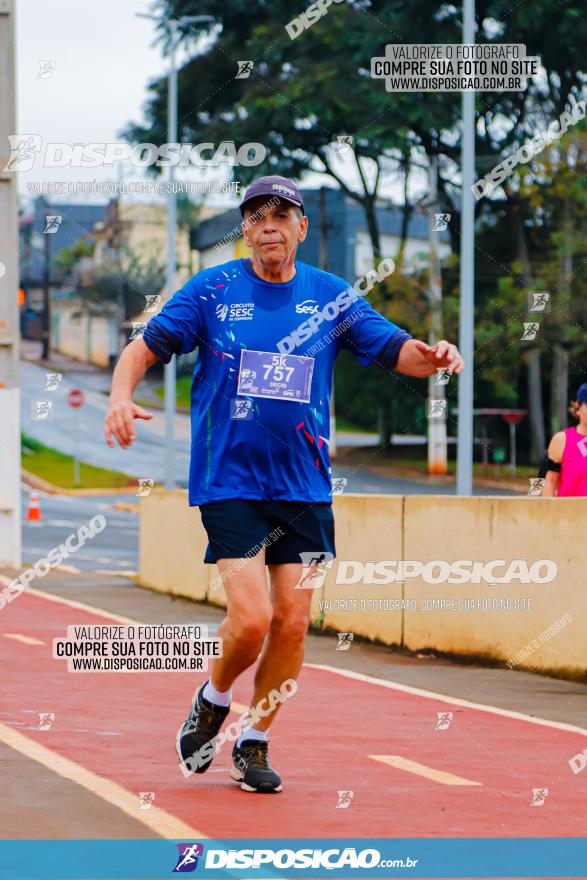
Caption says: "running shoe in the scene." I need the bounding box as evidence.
[230,739,283,792]
[176,682,230,774]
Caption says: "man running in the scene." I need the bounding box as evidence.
[542,383,587,496]
[104,175,464,793]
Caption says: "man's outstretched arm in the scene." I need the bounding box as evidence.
[395,338,464,378]
[104,338,159,449]
[339,297,464,379]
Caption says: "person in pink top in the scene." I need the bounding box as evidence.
[542,383,587,496]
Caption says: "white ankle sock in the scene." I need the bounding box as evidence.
[236,726,268,747]
[202,679,232,707]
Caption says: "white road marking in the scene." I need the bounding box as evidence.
[305,663,587,737]
[230,701,249,715]
[0,721,207,839]
[369,754,481,786]
[3,633,45,646]
[0,580,138,625]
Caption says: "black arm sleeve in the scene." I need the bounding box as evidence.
[538,455,561,479]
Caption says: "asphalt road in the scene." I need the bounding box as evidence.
[21,490,138,574]
[21,360,192,487]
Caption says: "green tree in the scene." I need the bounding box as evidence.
[122,0,462,261]
[54,238,94,276]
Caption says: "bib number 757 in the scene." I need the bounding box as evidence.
[237,349,314,403]
[263,355,294,383]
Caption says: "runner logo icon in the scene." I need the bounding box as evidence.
[216,303,228,321]
[173,843,204,872]
[295,551,334,589]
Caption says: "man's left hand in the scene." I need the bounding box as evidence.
[413,339,465,374]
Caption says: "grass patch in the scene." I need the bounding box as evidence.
[335,418,375,434]
[154,374,192,409]
[22,434,136,490]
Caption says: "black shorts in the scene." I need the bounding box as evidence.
[199,499,336,565]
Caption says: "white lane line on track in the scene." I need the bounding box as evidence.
[305,663,587,738]
[3,633,45,646]
[5,581,586,738]
[0,579,139,625]
[230,701,249,715]
[0,721,207,839]
[369,754,481,786]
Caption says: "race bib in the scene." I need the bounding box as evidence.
[237,350,314,403]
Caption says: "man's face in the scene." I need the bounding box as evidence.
[242,197,308,265]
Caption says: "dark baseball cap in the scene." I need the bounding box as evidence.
[239,175,304,216]
[576,383,587,404]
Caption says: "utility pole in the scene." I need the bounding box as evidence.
[0,0,21,567]
[318,187,337,458]
[456,0,476,495]
[42,207,51,360]
[318,186,328,272]
[427,156,448,474]
[137,12,213,490]
[163,18,179,491]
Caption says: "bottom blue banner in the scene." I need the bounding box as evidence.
[0,838,586,879]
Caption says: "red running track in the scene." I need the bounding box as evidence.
[2,589,587,844]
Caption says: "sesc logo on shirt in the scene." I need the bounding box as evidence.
[295,299,319,315]
[216,302,254,322]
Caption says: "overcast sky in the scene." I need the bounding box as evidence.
[17,0,167,146]
[14,0,406,207]
[15,0,240,205]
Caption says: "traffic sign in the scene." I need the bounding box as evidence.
[68,388,84,408]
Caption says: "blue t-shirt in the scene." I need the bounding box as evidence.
[143,258,411,505]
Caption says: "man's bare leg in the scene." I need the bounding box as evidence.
[246,562,313,730]
[208,553,273,692]
[177,552,274,777]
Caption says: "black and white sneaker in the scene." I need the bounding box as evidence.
[176,682,230,775]
[230,740,282,793]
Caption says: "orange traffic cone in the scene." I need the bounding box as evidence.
[26,493,43,523]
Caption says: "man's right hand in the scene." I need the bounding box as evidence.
[104,399,153,449]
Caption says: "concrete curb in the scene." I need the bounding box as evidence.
[22,469,138,497]
[113,501,139,513]
[354,462,529,494]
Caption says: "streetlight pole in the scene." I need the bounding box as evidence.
[456,0,476,495]
[42,207,51,360]
[0,0,21,567]
[164,19,179,491]
[427,156,447,475]
[137,13,213,490]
